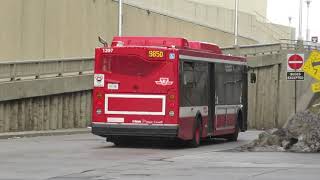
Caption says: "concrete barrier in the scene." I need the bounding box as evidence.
[0,91,92,133]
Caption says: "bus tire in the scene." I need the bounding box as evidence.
[107,137,126,146]
[112,139,123,146]
[226,116,240,142]
[189,118,202,148]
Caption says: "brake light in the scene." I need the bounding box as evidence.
[169,103,175,108]
[169,94,175,100]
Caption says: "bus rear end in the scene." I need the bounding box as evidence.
[92,37,180,143]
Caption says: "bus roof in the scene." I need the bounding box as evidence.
[109,36,246,64]
[112,36,222,54]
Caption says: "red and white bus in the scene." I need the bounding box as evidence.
[92,36,248,147]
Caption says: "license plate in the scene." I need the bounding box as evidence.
[108,83,119,90]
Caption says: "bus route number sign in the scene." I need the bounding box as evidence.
[148,50,164,58]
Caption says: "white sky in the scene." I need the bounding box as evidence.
[267,0,320,40]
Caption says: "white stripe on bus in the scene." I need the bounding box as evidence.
[179,55,247,65]
[179,105,242,118]
[179,106,208,118]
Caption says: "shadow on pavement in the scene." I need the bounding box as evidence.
[95,137,233,150]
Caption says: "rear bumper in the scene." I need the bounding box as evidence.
[91,123,179,138]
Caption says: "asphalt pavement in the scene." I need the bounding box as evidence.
[0,131,319,180]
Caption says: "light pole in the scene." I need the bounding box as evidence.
[298,0,303,40]
[118,0,123,36]
[288,16,292,27]
[306,0,312,41]
[288,16,293,40]
[234,0,239,46]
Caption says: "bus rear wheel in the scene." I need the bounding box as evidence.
[189,120,202,148]
[107,136,128,146]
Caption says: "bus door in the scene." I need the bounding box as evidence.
[207,63,215,134]
[214,63,231,134]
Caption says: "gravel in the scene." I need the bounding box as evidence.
[239,110,320,153]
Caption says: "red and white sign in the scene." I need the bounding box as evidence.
[287,54,304,71]
[155,78,173,86]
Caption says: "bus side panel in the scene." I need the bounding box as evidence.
[178,117,196,140]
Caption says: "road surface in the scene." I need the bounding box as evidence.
[0,131,319,180]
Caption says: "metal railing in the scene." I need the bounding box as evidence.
[222,40,320,57]
[0,57,94,82]
[1,40,318,83]
[280,39,320,51]
[222,43,282,56]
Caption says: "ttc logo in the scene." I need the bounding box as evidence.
[155,78,173,86]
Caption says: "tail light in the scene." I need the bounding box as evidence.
[96,92,103,99]
[169,94,175,100]
[169,111,175,117]
[168,94,175,117]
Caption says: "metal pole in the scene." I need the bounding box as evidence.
[295,73,297,114]
[234,0,239,46]
[118,0,123,36]
[288,16,292,27]
[306,0,311,41]
[298,0,303,40]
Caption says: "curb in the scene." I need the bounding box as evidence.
[0,128,91,139]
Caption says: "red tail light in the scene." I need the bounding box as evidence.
[169,103,175,108]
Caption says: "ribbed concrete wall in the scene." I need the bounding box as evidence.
[0,91,92,133]
[190,0,268,18]
[123,0,291,43]
[246,50,314,130]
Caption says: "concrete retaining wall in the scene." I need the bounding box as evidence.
[0,91,91,133]
[246,50,314,129]
[123,0,291,43]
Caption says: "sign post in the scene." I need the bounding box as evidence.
[287,54,305,80]
[287,53,305,114]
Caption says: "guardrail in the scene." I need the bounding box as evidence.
[280,39,320,51]
[222,43,282,56]
[0,57,94,82]
[222,40,320,57]
[1,41,318,83]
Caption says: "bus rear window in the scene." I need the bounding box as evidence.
[99,55,162,76]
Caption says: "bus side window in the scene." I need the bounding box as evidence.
[215,63,225,105]
[183,62,195,88]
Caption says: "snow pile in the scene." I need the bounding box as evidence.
[240,110,320,153]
